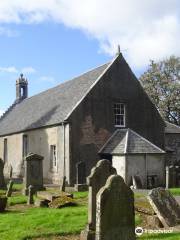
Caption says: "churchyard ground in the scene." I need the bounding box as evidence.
[0,184,180,240]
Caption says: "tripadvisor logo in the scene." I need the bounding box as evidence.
[135,227,144,236]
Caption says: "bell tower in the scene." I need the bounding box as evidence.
[16,74,28,102]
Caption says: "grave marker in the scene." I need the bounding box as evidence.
[148,188,180,227]
[96,175,135,240]
[81,159,116,240]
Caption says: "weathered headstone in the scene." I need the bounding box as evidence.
[0,158,6,189]
[96,175,135,240]
[6,180,14,197]
[80,159,116,240]
[147,175,158,189]
[60,176,66,192]
[23,153,45,195]
[4,163,13,179]
[75,161,88,191]
[132,175,142,189]
[27,185,34,205]
[148,188,180,227]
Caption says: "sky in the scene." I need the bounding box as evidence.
[0,0,179,116]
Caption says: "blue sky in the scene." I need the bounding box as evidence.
[0,23,111,112]
[0,1,179,115]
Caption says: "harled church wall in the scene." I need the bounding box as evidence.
[0,124,70,184]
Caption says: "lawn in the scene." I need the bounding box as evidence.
[0,185,180,239]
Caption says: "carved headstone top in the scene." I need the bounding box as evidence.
[96,175,135,240]
[87,159,117,234]
[87,159,116,186]
[25,153,44,161]
[24,153,45,195]
[148,188,180,227]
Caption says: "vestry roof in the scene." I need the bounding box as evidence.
[165,122,180,134]
[99,129,165,154]
[0,61,112,136]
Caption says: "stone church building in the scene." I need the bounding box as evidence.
[0,52,179,187]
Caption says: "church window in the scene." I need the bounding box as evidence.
[50,145,57,168]
[23,135,29,158]
[114,103,125,127]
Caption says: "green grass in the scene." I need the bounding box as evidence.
[13,183,24,191]
[73,191,88,199]
[140,233,180,239]
[0,189,6,195]
[8,195,27,206]
[0,205,87,240]
[0,188,179,240]
[169,188,180,196]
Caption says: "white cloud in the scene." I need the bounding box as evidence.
[21,67,36,74]
[0,66,36,74]
[0,0,179,68]
[39,76,55,83]
[0,66,18,73]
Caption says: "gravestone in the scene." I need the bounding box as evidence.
[148,188,180,227]
[132,175,142,189]
[23,153,45,195]
[27,185,34,205]
[96,175,135,240]
[80,159,116,240]
[0,158,6,189]
[60,176,66,192]
[6,180,14,197]
[4,163,13,179]
[75,161,88,191]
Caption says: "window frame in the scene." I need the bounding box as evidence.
[22,134,29,159]
[50,145,57,170]
[114,103,126,127]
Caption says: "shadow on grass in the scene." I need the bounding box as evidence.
[1,209,24,214]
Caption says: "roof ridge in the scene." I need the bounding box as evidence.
[19,61,111,103]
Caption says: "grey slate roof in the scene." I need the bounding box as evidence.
[165,122,180,134]
[99,128,165,154]
[0,62,110,136]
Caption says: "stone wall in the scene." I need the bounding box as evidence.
[165,133,180,165]
[0,124,70,184]
[68,54,165,184]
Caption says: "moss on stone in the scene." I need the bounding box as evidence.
[49,196,77,209]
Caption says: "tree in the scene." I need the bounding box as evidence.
[140,56,180,126]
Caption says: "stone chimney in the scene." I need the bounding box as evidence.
[16,74,28,102]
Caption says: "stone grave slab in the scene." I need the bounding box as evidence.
[148,187,180,227]
[23,153,45,195]
[80,159,116,240]
[96,175,135,240]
